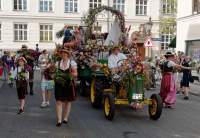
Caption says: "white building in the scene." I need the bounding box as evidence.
[0,0,163,52]
[177,0,200,60]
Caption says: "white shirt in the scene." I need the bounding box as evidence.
[108,53,127,69]
[167,60,176,68]
[12,66,29,80]
[39,54,49,70]
[56,59,77,70]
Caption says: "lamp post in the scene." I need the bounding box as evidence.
[80,22,88,45]
[145,17,153,57]
[145,17,153,36]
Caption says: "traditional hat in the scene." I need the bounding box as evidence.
[60,48,71,54]
[164,51,174,58]
[111,45,120,50]
[21,45,28,49]
[17,57,27,64]
[42,49,47,53]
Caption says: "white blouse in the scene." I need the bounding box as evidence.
[12,66,29,80]
[108,53,127,69]
[56,59,77,70]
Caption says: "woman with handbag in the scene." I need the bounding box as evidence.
[54,48,77,127]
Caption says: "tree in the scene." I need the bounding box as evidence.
[160,0,177,35]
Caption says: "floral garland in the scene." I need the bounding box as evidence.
[82,6,126,44]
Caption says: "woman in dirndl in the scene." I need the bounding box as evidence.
[160,52,191,108]
[54,48,77,127]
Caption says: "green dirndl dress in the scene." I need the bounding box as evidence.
[54,63,77,102]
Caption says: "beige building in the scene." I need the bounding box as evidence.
[177,0,200,61]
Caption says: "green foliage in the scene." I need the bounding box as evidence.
[168,37,176,48]
[160,0,177,34]
[56,28,64,39]
[160,17,176,34]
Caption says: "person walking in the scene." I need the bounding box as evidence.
[12,57,29,114]
[1,51,9,81]
[19,45,35,95]
[39,50,54,108]
[160,52,191,108]
[181,57,192,100]
[54,48,77,127]
[176,55,184,94]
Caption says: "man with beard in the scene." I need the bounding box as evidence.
[18,45,35,95]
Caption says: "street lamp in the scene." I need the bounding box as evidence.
[145,17,153,36]
[145,17,153,57]
[80,22,88,31]
[80,22,88,45]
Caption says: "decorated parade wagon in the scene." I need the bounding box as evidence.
[56,5,163,121]
[83,6,163,121]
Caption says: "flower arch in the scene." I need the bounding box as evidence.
[83,6,126,44]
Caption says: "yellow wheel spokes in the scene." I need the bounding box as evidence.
[150,99,157,116]
[104,97,110,116]
[91,80,95,103]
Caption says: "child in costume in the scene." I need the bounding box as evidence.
[12,57,29,114]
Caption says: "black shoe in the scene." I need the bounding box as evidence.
[184,96,189,100]
[63,120,68,124]
[17,109,24,115]
[176,91,180,95]
[30,91,34,95]
[56,122,62,127]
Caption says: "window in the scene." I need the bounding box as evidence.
[0,24,1,41]
[65,0,78,13]
[40,24,53,42]
[13,0,27,11]
[162,0,175,15]
[113,0,125,13]
[193,0,200,14]
[136,0,147,16]
[14,24,28,41]
[89,0,101,9]
[161,27,173,50]
[40,0,53,12]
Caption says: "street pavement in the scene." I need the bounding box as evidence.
[0,71,200,138]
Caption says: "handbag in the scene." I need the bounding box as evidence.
[0,67,3,77]
[68,60,77,101]
[189,72,194,83]
[69,79,77,101]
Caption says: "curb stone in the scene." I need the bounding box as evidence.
[190,92,200,97]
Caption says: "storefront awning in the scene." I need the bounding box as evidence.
[187,23,200,41]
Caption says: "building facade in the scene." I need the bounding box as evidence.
[160,0,176,52]
[177,0,200,60]
[0,0,162,51]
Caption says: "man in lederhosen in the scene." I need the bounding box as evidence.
[18,45,35,95]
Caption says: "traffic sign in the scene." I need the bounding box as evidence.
[144,37,154,47]
[152,38,161,41]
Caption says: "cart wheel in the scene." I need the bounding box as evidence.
[103,93,115,121]
[90,80,102,109]
[148,94,163,120]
